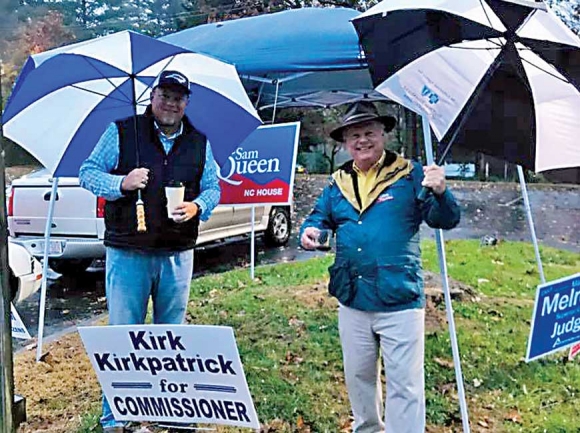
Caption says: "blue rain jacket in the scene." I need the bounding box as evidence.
[301,154,461,312]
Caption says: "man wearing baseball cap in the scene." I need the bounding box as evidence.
[300,101,461,433]
[79,69,220,432]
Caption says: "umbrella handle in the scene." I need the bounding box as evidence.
[136,199,147,233]
[417,186,432,202]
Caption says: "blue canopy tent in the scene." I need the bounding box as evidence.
[160,7,388,112]
[161,8,391,279]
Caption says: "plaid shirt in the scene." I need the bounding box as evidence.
[79,122,220,221]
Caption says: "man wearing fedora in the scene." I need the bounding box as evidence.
[80,70,220,432]
[300,101,460,433]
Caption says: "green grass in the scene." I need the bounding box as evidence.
[421,239,579,298]
[186,258,347,431]
[78,240,580,432]
[421,240,580,432]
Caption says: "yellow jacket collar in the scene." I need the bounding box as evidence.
[332,151,413,213]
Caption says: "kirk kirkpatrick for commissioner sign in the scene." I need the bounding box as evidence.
[79,325,259,429]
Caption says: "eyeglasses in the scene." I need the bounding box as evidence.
[156,91,188,105]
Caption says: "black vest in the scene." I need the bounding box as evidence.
[104,109,207,252]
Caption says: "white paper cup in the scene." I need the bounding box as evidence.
[165,186,185,219]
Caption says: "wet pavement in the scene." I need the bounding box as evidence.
[10,176,579,352]
[420,182,580,252]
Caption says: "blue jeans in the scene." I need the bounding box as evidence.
[100,247,194,429]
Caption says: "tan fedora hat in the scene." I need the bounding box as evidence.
[330,101,397,142]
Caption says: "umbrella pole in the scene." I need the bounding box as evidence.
[36,178,59,362]
[516,166,546,284]
[422,115,471,432]
[131,75,146,233]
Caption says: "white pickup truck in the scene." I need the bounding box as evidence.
[7,168,291,274]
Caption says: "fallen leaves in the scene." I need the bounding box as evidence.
[14,332,101,433]
[503,409,522,424]
[477,419,490,428]
[284,351,304,366]
[38,351,54,368]
[288,316,305,330]
[433,357,454,369]
[296,415,311,432]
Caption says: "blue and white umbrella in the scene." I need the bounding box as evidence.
[2,30,262,175]
[1,30,262,362]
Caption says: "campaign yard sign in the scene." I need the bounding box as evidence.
[569,342,580,360]
[217,122,300,206]
[526,273,580,362]
[79,325,259,429]
[11,304,32,340]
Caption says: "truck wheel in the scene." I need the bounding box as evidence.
[264,207,291,246]
[49,258,93,275]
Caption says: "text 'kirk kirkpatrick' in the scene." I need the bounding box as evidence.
[92,330,237,376]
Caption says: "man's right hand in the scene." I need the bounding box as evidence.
[301,227,321,250]
[121,168,150,192]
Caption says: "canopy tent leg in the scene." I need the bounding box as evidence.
[36,178,59,362]
[422,115,471,433]
[247,79,281,279]
[251,206,256,280]
[254,80,265,109]
[271,80,280,124]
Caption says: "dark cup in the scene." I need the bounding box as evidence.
[316,229,332,251]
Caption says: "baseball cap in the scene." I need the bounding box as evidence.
[152,70,191,95]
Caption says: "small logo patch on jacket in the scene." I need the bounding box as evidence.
[377,192,394,202]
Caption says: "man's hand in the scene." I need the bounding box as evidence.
[422,164,446,195]
[121,168,150,192]
[301,227,321,250]
[172,202,199,223]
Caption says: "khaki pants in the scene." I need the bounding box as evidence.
[338,305,425,433]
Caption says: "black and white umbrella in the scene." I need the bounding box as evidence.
[353,0,580,177]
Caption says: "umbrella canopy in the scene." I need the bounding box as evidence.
[161,7,387,110]
[353,0,580,177]
[2,30,262,175]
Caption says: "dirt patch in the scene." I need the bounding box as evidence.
[291,281,337,310]
[288,273,475,334]
[14,332,101,433]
